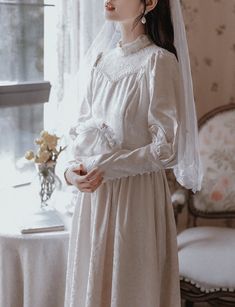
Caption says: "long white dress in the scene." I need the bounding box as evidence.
[64,34,182,307]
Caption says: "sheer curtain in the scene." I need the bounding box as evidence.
[0,0,45,187]
[44,0,105,135]
[46,0,105,186]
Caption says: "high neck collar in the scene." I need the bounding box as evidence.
[116,34,152,56]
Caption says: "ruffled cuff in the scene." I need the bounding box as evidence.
[149,125,175,166]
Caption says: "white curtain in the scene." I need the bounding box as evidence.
[44,0,105,186]
[44,0,105,135]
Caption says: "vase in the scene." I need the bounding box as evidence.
[36,162,62,209]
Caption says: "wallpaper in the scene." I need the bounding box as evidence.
[181,0,235,117]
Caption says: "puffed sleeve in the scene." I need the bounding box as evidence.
[84,50,182,181]
[148,50,181,167]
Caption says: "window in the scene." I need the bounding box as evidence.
[0,0,55,188]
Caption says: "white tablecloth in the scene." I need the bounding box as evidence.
[0,186,73,307]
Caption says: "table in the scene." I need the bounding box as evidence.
[0,186,73,307]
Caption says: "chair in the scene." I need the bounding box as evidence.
[176,103,235,306]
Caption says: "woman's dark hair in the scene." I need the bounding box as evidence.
[134,0,178,60]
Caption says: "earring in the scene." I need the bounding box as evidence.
[141,11,147,24]
[141,16,146,24]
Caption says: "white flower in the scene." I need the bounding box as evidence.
[40,130,49,138]
[39,143,48,152]
[37,150,51,163]
[35,138,43,145]
[25,151,34,160]
[24,130,66,164]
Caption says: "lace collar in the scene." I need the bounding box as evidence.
[116,34,152,56]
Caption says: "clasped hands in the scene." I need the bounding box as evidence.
[65,164,104,193]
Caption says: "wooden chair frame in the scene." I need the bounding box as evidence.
[179,103,235,306]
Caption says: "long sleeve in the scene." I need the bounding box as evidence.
[86,50,182,182]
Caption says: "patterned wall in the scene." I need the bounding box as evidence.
[181,0,235,118]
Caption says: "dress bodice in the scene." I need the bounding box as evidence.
[69,34,182,176]
[93,34,157,82]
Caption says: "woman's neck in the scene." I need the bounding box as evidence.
[119,21,146,45]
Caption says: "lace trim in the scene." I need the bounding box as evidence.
[93,45,163,83]
[180,276,235,293]
[116,34,152,56]
[93,62,146,83]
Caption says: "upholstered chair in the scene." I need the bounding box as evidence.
[176,103,235,306]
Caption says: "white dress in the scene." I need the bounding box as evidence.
[64,34,182,307]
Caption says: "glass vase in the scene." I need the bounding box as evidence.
[36,161,61,209]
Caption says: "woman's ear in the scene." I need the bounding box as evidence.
[146,0,158,13]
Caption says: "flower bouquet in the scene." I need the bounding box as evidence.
[25,130,67,208]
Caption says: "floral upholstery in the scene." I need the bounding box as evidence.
[194,109,235,212]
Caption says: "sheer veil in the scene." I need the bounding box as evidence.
[73,0,203,193]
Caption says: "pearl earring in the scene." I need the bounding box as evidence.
[141,16,146,24]
[141,11,147,24]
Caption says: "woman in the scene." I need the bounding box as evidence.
[63,0,202,306]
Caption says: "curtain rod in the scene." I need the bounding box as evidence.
[0,1,54,6]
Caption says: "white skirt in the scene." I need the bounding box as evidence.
[64,171,181,307]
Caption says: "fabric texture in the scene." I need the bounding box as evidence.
[195,110,235,212]
[64,35,181,307]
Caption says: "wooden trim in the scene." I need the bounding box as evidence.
[198,103,235,131]
[188,191,235,220]
[0,81,51,107]
[181,279,235,306]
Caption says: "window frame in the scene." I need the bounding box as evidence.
[0,0,55,107]
[0,0,55,188]
[0,81,51,107]
[0,81,51,108]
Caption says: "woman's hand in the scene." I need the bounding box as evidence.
[65,164,104,193]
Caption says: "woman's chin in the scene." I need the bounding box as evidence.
[104,11,118,21]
